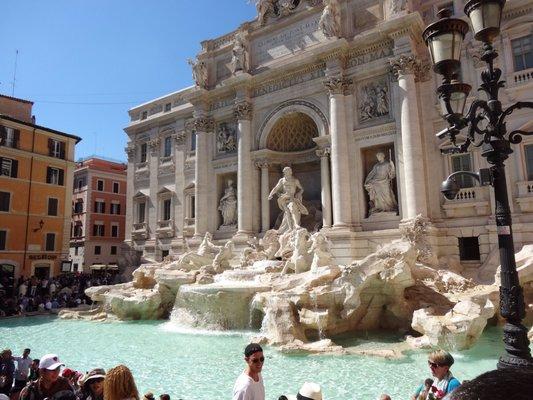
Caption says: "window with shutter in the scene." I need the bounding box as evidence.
[45,233,55,251]
[10,159,18,178]
[48,198,58,216]
[111,246,117,255]
[94,245,101,255]
[0,191,10,212]
[1,158,12,177]
[0,230,6,250]
[48,138,54,156]
[58,169,64,186]
[0,125,6,145]
[59,142,66,159]
[112,225,119,237]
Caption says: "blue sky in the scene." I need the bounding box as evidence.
[0,1,256,162]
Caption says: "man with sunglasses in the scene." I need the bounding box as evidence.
[19,354,74,400]
[425,350,461,399]
[232,343,265,400]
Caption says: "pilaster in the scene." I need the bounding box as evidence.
[193,116,214,237]
[235,101,254,237]
[148,137,160,238]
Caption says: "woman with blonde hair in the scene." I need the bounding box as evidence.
[103,365,139,400]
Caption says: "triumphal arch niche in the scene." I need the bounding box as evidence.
[124,0,533,265]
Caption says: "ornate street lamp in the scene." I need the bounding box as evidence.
[423,1,533,369]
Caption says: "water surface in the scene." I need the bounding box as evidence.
[0,316,518,400]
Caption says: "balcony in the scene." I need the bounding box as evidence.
[156,219,175,238]
[135,162,149,180]
[508,67,533,88]
[516,181,533,213]
[442,186,490,218]
[132,222,149,240]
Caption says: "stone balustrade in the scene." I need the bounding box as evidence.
[442,186,490,218]
[132,222,149,240]
[509,67,533,87]
[156,219,175,238]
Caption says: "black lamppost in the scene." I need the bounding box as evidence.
[423,0,533,369]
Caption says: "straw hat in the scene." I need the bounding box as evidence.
[286,382,323,400]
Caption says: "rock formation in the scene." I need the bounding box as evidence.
[61,216,533,356]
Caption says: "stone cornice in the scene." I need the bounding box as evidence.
[503,0,533,21]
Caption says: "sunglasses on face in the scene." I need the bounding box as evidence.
[249,357,265,364]
[428,361,444,368]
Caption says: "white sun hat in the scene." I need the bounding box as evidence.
[286,382,323,400]
[39,354,64,370]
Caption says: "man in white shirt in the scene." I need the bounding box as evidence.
[12,348,32,396]
[232,343,265,400]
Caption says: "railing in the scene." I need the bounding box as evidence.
[160,156,173,164]
[133,222,147,231]
[158,219,173,229]
[517,181,533,197]
[509,67,533,87]
[447,186,488,202]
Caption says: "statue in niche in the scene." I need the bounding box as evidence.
[255,0,277,25]
[218,179,238,227]
[231,31,248,74]
[188,58,208,89]
[389,0,407,15]
[268,166,309,234]
[216,122,237,154]
[364,151,398,216]
[359,81,389,122]
[319,0,340,38]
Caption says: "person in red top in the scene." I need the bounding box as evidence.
[19,354,74,400]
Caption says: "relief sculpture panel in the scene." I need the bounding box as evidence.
[357,77,390,124]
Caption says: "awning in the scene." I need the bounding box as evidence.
[90,264,119,270]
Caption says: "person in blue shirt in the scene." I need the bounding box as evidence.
[426,350,461,398]
[411,378,434,400]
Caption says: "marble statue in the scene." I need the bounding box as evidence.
[309,232,334,271]
[218,179,238,227]
[216,122,237,154]
[231,31,248,74]
[178,232,221,269]
[188,58,208,89]
[278,0,297,16]
[281,228,311,275]
[256,0,276,25]
[364,151,398,215]
[359,81,389,122]
[213,241,235,272]
[319,0,340,38]
[268,166,309,233]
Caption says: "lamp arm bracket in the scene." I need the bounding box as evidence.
[447,170,481,183]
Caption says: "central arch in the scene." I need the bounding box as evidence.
[266,112,318,152]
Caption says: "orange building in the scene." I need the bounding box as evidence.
[70,157,127,272]
[0,94,81,288]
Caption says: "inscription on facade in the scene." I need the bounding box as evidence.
[253,65,325,97]
[347,46,393,68]
[251,14,325,66]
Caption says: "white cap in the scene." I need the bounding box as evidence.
[286,383,323,400]
[39,354,64,370]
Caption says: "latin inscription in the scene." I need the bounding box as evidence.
[251,15,325,66]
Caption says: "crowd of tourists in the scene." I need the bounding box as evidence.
[0,273,116,318]
[2,344,531,400]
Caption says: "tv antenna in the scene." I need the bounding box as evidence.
[11,50,19,97]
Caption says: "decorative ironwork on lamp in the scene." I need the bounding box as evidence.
[423,0,533,370]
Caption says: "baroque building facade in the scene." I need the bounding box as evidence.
[124,0,533,266]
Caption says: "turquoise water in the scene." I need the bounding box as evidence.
[0,317,519,400]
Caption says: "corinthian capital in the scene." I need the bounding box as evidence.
[125,144,136,161]
[324,77,353,95]
[316,147,331,158]
[194,117,215,133]
[390,54,429,81]
[148,138,160,154]
[234,102,253,120]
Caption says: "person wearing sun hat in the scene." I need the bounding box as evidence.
[280,382,323,400]
[19,354,74,400]
[77,369,106,400]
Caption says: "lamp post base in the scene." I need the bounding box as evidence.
[497,322,533,370]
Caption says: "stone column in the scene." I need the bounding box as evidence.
[235,102,254,236]
[125,144,136,243]
[316,147,333,228]
[193,117,214,237]
[173,131,187,240]
[390,54,429,219]
[256,161,270,232]
[148,137,160,237]
[325,77,353,228]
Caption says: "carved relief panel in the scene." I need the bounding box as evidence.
[215,121,238,156]
[356,76,391,126]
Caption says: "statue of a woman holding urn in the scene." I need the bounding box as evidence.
[364,151,398,215]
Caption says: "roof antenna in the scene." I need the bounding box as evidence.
[11,49,19,97]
